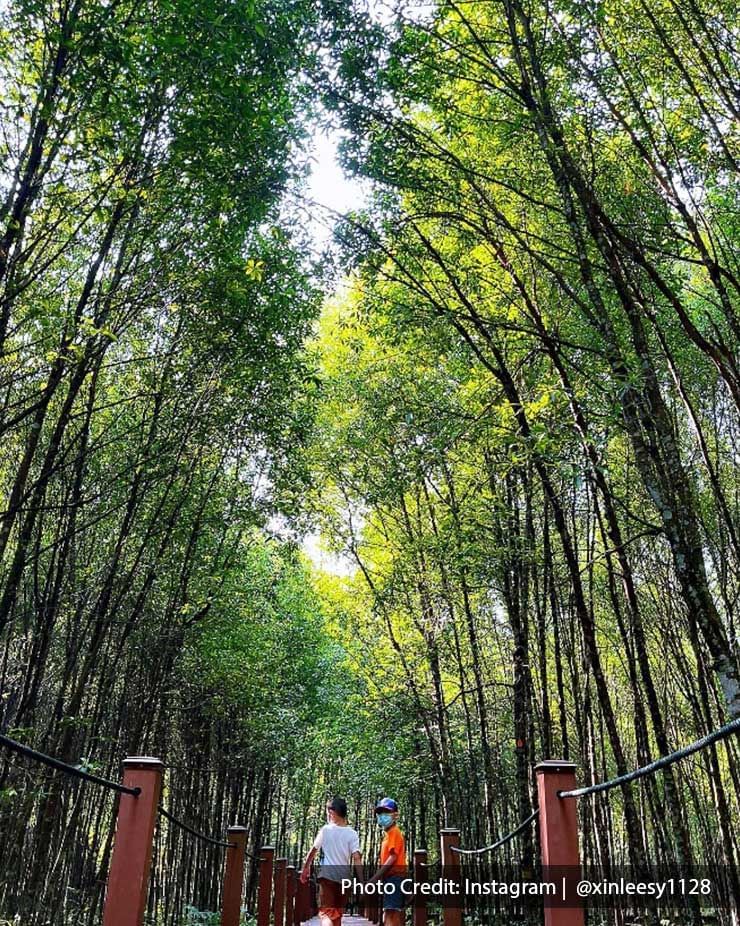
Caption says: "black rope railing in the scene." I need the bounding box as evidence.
[157,806,237,849]
[450,808,540,855]
[558,715,740,799]
[0,731,141,796]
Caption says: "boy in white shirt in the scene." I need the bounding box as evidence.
[300,797,363,926]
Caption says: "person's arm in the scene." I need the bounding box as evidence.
[301,827,324,884]
[366,848,397,884]
[352,849,363,881]
[300,846,318,883]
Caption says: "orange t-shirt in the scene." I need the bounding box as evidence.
[380,825,407,876]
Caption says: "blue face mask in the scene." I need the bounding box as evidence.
[377,813,394,828]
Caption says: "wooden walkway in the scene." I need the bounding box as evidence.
[303,916,377,926]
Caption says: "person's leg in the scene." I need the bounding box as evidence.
[318,878,342,926]
[382,877,404,926]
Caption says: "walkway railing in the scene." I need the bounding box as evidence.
[4,717,740,925]
[433,716,740,926]
[0,733,313,926]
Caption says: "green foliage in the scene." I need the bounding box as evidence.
[179,535,344,761]
[290,0,740,892]
[182,906,256,926]
[0,0,339,920]
[1,0,739,922]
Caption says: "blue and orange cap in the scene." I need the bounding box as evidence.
[374,797,398,813]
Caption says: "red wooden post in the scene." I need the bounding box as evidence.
[413,849,428,926]
[102,757,164,926]
[257,846,275,926]
[294,876,311,925]
[364,891,373,924]
[536,760,585,926]
[221,826,247,926]
[440,829,461,926]
[285,865,297,926]
[274,857,287,926]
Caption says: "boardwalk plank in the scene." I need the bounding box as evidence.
[302,916,377,926]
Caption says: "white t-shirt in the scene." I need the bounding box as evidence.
[313,822,361,882]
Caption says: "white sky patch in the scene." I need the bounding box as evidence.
[306,129,368,249]
[302,0,439,246]
[303,531,357,577]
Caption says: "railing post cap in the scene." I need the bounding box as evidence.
[535,759,577,773]
[227,825,248,834]
[286,864,296,870]
[122,756,165,770]
[440,828,460,835]
[414,848,428,854]
[261,845,275,852]
[276,856,288,863]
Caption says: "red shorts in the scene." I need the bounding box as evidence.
[318,876,348,920]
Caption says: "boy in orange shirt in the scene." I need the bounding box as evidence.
[368,798,407,926]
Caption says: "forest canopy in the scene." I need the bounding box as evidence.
[0,0,738,924]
